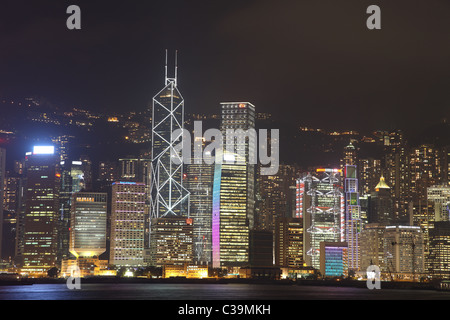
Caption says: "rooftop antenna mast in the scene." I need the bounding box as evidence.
[165,49,178,87]
[165,49,168,85]
[175,50,178,86]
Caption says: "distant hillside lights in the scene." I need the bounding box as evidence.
[171,121,279,176]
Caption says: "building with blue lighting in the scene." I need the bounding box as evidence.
[320,242,348,278]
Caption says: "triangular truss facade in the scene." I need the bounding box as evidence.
[150,52,190,218]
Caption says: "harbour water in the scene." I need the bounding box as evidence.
[0,282,449,300]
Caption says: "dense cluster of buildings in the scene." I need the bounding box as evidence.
[1,60,450,283]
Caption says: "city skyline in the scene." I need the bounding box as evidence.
[1,1,450,305]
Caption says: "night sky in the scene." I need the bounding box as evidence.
[1,0,449,134]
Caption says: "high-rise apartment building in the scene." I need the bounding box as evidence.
[358,157,382,195]
[427,184,450,222]
[409,145,441,202]
[384,130,410,224]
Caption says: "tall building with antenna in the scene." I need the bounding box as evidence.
[150,50,189,219]
[149,50,192,266]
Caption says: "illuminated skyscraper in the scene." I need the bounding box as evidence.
[0,148,5,261]
[256,164,299,231]
[212,152,250,268]
[58,160,87,262]
[220,102,256,226]
[296,169,344,270]
[340,142,357,168]
[69,192,107,258]
[384,130,410,224]
[212,102,256,269]
[21,146,60,276]
[369,175,394,225]
[150,51,189,219]
[149,51,190,267]
[358,157,382,195]
[79,155,93,191]
[13,172,27,267]
[119,157,151,248]
[185,150,214,265]
[344,165,362,271]
[110,181,147,267]
[62,192,108,279]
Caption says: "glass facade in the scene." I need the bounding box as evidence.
[211,102,256,269]
[186,160,213,265]
[213,159,249,268]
